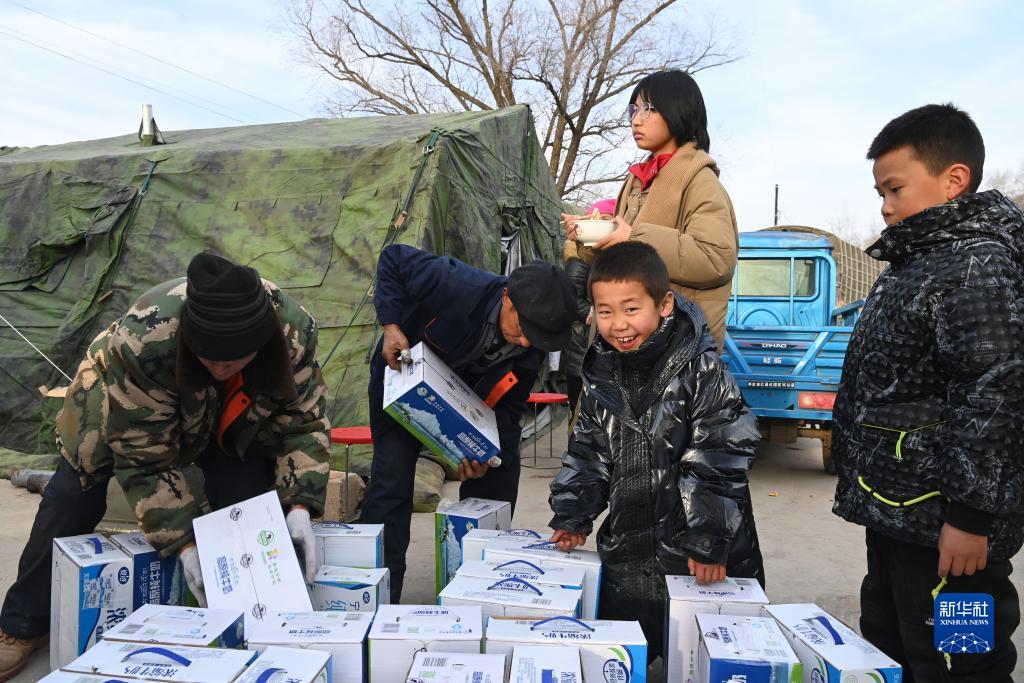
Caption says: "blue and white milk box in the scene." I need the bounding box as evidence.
[312,521,385,569]
[100,603,245,649]
[696,614,802,683]
[406,651,507,683]
[50,534,133,669]
[435,497,512,594]
[666,575,770,683]
[110,531,182,609]
[368,605,484,683]
[61,640,257,682]
[456,559,585,594]
[485,616,647,683]
[312,565,390,612]
[510,645,582,683]
[247,612,372,683]
[461,528,544,564]
[483,538,601,619]
[439,575,582,620]
[234,645,331,683]
[383,342,501,470]
[763,604,902,682]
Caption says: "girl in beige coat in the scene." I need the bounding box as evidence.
[564,70,738,350]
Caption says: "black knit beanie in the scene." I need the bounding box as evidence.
[180,252,279,361]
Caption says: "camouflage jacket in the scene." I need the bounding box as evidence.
[56,278,330,555]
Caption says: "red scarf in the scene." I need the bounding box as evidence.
[628,152,675,191]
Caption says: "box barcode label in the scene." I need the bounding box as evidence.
[117,623,143,634]
[76,554,92,561]
[382,623,400,633]
[345,613,363,621]
[764,648,790,658]
[531,598,552,605]
[423,656,449,667]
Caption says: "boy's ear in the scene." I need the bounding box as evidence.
[945,163,972,200]
[659,291,675,316]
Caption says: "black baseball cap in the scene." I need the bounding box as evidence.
[507,260,577,352]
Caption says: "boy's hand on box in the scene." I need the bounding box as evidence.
[688,558,726,585]
[381,324,410,370]
[550,529,587,552]
[457,459,489,481]
[938,522,988,577]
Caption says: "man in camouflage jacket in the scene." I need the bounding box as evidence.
[0,253,329,681]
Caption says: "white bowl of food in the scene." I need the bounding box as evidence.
[574,219,616,245]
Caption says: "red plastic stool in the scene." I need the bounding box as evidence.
[330,426,372,517]
[526,393,569,466]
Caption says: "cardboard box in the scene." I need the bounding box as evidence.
[193,491,312,631]
[440,575,581,620]
[456,560,585,592]
[38,673,117,682]
[435,498,512,595]
[510,645,582,683]
[234,645,331,683]
[763,604,902,682]
[50,534,133,669]
[485,616,647,683]
[461,528,545,564]
[696,614,801,682]
[665,576,770,683]
[248,612,372,683]
[483,539,601,620]
[313,521,385,569]
[100,604,245,649]
[61,640,256,682]
[406,651,506,683]
[368,605,484,683]
[384,342,501,470]
[111,532,183,609]
[312,565,390,612]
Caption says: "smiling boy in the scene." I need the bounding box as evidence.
[548,241,764,662]
[833,104,1024,681]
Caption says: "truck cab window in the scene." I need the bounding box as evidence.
[737,259,816,297]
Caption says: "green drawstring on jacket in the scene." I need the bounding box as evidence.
[857,477,943,507]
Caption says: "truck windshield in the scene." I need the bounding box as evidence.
[737,259,816,297]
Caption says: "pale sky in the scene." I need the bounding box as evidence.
[1,0,1022,244]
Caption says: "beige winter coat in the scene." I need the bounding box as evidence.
[568,142,739,350]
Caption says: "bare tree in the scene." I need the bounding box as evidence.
[987,164,1024,208]
[285,0,736,201]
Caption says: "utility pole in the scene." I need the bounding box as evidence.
[773,184,779,225]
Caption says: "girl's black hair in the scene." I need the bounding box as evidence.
[630,70,710,152]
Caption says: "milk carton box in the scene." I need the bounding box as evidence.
[763,604,903,682]
[193,491,312,630]
[100,604,244,648]
[483,539,601,619]
[248,612,373,683]
[312,565,390,612]
[235,645,331,683]
[111,532,183,609]
[510,645,582,683]
[440,575,581,620]
[313,521,385,569]
[486,616,647,683]
[383,342,500,469]
[368,605,484,683]
[435,497,512,594]
[406,651,506,683]
[61,640,256,682]
[456,560,585,593]
[50,534,133,669]
[38,675,112,683]
[461,528,544,564]
[696,614,801,682]
[666,575,770,683]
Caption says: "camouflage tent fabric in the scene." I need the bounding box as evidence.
[0,106,563,455]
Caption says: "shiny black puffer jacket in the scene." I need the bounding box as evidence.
[560,257,593,379]
[833,190,1024,561]
[550,296,764,620]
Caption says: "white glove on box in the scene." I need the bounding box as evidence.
[286,506,317,583]
[178,544,207,608]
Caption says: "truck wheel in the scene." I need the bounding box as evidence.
[822,443,836,475]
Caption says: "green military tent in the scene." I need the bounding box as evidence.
[0,106,565,465]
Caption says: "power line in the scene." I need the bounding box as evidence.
[3,0,306,119]
[0,28,248,124]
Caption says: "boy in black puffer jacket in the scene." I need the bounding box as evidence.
[833,104,1024,681]
[548,241,764,661]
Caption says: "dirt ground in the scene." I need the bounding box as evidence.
[3,433,1022,681]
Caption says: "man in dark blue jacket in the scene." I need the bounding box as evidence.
[361,244,577,601]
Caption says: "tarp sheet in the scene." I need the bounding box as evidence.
[0,106,564,453]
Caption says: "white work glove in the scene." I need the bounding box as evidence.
[286,506,317,583]
[178,544,207,608]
